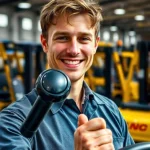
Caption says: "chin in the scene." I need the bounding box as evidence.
[56,68,84,81]
[67,73,84,82]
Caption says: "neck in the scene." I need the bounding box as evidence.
[67,79,84,111]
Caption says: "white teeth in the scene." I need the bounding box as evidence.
[63,60,80,65]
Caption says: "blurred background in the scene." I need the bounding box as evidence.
[0,0,150,144]
[0,0,150,45]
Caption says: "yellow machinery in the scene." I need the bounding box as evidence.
[120,41,150,142]
[120,108,150,142]
[0,41,25,110]
[0,42,16,109]
[85,41,140,102]
[84,48,105,91]
[112,50,139,103]
[85,41,150,142]
[85,41,112,97]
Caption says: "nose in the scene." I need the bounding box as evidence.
[67,38,80,56]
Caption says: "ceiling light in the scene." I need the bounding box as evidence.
[18,2,31,9]
[134,15,145,21]
[114,8,125,15]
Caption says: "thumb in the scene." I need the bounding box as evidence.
[78,114,88,127]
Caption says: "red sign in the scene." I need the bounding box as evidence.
[127,122,148,131]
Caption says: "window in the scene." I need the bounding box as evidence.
[22,18,32,30]
[113,33,119,42]
[103,31,110,41]
[0,14,8,27]
[38,20,41,32]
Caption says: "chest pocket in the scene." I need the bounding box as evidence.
[113,137,124,150]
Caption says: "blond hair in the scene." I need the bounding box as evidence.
[40,0,103,39]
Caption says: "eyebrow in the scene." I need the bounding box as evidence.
[53,31,93,37]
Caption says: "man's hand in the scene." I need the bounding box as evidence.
[74,114,114,150]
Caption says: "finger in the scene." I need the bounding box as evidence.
[84,118,106,131]
[78,114,88,127]
[82,128,112,139]
[94,134,113,147]
[97,143,114,150]
[75,114,88,150]
[81,134,113,150]
[75,119,107,150]
[89,143,114,150]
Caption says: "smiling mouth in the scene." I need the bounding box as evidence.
[61,60,83,65]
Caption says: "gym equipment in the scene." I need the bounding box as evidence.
[20,69,71,138]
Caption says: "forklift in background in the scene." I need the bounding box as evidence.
[84,41,112,99]
[0,41,17,109]
[85,41,150,142]
[119,41,150,142]
[0,41,46,110]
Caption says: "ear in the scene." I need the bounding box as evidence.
[93,36,100,54]
[40,34,48,53]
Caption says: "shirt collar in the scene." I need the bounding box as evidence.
[83,82,105,105]
[50,81,94,114]
[83,81,94,101]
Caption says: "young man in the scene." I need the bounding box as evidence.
[0,0,134,149]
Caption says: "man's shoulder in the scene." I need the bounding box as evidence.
[13,88,37,107]
[0,89,37,117]
[92,92,119,111]
[25,88,38,105]
[92,92,124,128]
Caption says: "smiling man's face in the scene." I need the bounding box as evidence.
[41,13,99,82]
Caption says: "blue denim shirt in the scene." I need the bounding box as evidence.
[0,82,134,150]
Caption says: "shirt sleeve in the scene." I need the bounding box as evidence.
[0,106,32,150]
[118,109,135,147]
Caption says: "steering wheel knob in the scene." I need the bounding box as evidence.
[35,69,71,102]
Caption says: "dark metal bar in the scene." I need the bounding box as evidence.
[104,46,112,99]
[137,41,148,104]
